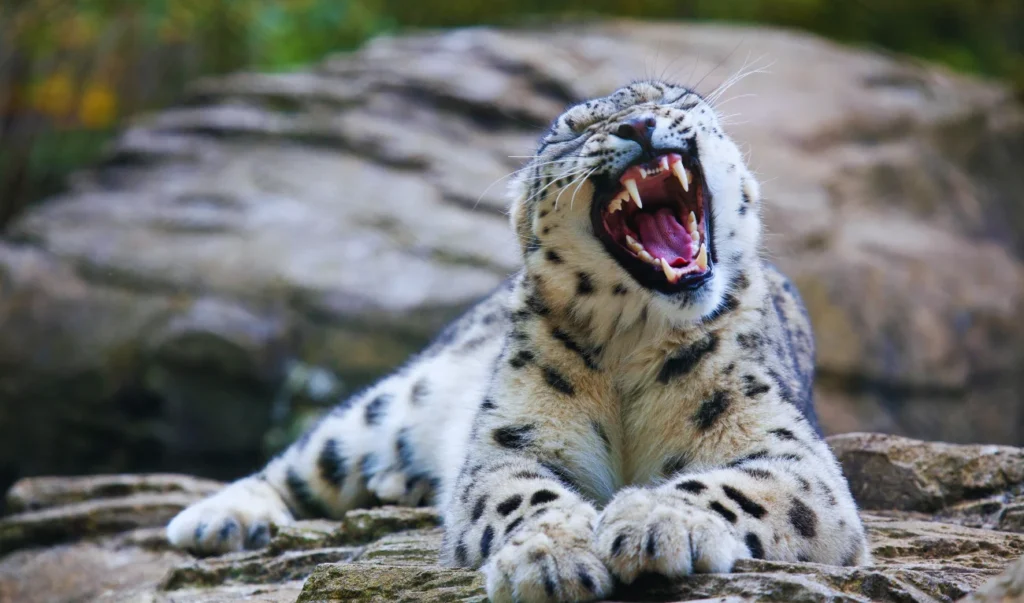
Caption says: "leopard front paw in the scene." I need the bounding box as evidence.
[482,506,612,603]
[166,478,293,555]
[594,487,748,583]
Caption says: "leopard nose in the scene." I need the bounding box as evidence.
[613,116,657,149]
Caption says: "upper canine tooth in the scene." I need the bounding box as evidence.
[624,179,643,208]
[695,243,708,270]
[672,161,690,192]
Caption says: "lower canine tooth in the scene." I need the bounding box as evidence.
[695,243,708,270]
[660,258,678,283]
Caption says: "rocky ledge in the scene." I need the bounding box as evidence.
[2,433,1024,602]
[2,20,1023,492]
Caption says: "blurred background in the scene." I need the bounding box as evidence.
[0,1,1022,498]
[3,0,1022,228]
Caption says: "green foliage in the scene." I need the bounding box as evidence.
[383,0,1023,88]
[0,0,1021,226]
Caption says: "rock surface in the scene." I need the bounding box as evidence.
[1,21,1023,488]
[4,433,1024,602]
[830,433,1024,513]
[963,555,1024,602]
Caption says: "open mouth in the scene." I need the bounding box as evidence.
[591,152,713,292]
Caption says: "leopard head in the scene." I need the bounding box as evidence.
[509,80,761,324]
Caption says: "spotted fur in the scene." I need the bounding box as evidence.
[167,80,869,602]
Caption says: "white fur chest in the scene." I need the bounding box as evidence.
[568,334,721,503]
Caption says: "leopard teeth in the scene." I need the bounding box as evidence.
[607,190,631,214]
[641,165,666,179]
[695,243,708,270]
[659,258,679,283]
[671,159,691,192]
[624,179,642,209]
[626,235,660,266]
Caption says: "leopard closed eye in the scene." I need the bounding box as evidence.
[166,79,870,603]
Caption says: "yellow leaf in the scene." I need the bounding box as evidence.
[32,72,75,118]
[78,82,117,129]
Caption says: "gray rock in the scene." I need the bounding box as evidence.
[0,476,219,555]
[4,474,222,514]
[3,434,1024,601]
[962,554,1024,602]
[1,21,1023,497]
[829,433,1024,513]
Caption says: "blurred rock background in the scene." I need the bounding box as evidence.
[0,0,1022,498]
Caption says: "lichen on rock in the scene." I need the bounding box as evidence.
[1,434,1024,601]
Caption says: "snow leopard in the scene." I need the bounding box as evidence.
[167,79,870,603]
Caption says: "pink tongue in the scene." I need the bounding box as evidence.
[634,208,693,266]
